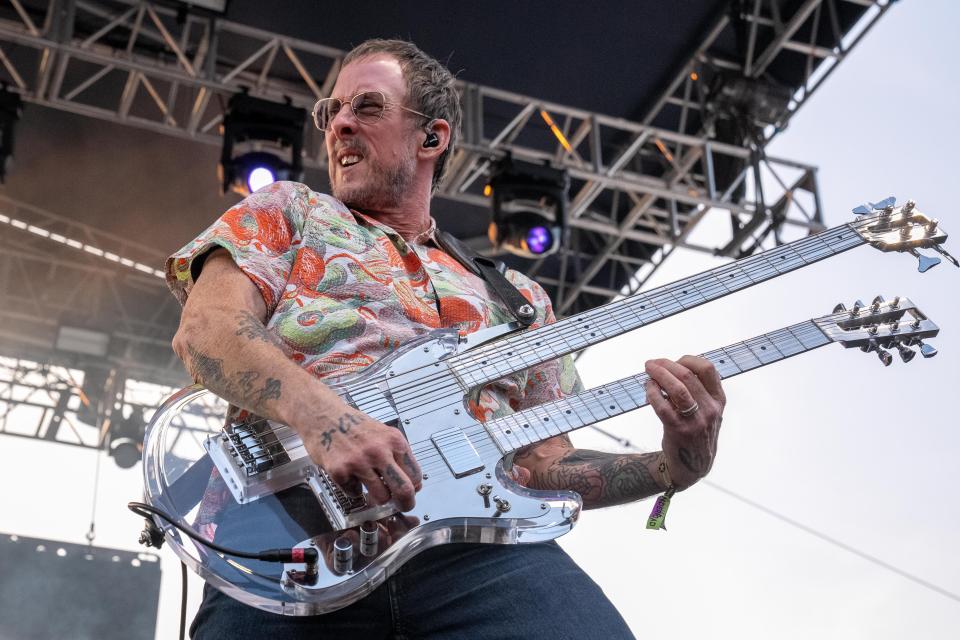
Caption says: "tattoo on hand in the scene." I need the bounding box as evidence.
[318,413,362,450]
[384,465,405,487]
[678,447,706,475]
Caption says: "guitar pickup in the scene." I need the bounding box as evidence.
[431,427,485,478]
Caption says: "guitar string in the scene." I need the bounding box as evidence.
[222,224,863,467]
[223,245,842,462]
[227,319,837,480]
[323,224,863,425]
[223,320,835,493]
[215,213,900,474]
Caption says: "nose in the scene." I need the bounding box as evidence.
[328,102,359,141]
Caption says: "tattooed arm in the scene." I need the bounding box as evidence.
[515,356,725,509]
[514,436,669,509]
[171,248,422,509]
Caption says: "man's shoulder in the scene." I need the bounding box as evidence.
[262,181,350,215]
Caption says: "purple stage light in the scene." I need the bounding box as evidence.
[525,225,553,254]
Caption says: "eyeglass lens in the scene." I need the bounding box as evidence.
[315,91,386,131]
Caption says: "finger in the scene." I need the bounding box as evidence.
[678,355,725,403]
[645,360,702,410]
[644,378,677,423]
[396,449,423,491]
[381,463,416,511]
[356,469,392,506]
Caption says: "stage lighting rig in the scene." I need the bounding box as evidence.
[0,85,23,183]
[219,92,306,196]
[487,156,568,258]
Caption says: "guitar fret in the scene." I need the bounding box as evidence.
[449,221,866,391]
[486,314,846,455]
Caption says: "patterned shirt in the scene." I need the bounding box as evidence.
[166,180,581,425]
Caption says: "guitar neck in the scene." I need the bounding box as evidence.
[449,222,864,389]
[483,318,832,454]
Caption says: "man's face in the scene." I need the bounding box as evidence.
[325,55,420,211]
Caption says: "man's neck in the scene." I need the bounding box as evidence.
[355,187,433,243]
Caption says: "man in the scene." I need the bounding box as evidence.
[168,39,725,639]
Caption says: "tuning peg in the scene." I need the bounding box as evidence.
[932,244,960,268]
[917,340,938,358]
[852,204,872,216]
[876,346,894,366]
[851,300,865,316]
[926,218,939,235]
[908,248,941,273]
[833,303,847,313]
[871,296,884,312]
[902,200,916,215]
[870,196,897,210]
[896,343,916,363]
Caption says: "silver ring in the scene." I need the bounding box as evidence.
[678,401,700,417]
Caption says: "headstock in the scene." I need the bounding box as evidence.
[851,197,958,272]
[815,296,939,366]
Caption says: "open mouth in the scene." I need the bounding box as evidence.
[338,153,363,168]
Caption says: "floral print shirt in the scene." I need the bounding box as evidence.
[167,181,581,424]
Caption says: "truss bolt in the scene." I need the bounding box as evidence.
[454,409,460,415]
[423,514,430,521]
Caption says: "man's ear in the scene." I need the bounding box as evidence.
[419,118,451,159]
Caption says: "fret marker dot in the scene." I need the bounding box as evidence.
[609,405,615,410]
[720,359,725,363]
[761,346,767,350]
[523,423,529,428]
[482,360,487,365]
[505,429,511,434]
[565,410,571,414]
[682,290,687,294]
[590,332,595,337]
[543,417,549,421]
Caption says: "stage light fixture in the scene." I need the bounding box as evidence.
[0,85,23,183]
[219,92,306,196]
[487,155,568,258]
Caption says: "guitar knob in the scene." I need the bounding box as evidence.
[333,536,354,574]
[360,521,379,557]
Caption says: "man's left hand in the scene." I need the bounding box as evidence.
[644,355,725,490]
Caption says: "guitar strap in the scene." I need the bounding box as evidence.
[435,230,537,327]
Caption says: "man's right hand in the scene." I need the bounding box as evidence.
[300,408,423,511]
[173,248,423,512]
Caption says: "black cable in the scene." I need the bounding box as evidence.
[127,501,319,566]
[179,561,187,640]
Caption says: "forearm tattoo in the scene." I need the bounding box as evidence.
[185,342,283,412]
[235,310,291,353]
[526,448,662,509]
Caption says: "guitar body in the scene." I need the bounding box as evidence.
[143,327,581,616]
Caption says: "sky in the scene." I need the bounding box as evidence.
[1,2,958,639]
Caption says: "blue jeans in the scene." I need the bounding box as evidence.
[191,541,634,639]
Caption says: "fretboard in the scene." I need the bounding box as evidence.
[449,222,864,390]
[483,318,832,454]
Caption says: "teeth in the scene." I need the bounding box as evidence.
[340,155,362,167]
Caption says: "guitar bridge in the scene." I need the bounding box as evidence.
[305,468,397,531]
[205,418,399,529]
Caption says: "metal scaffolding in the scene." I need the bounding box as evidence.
[0,0,894,383]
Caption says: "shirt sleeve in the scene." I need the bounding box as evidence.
[165,181,309,313]
[504,270,585,410]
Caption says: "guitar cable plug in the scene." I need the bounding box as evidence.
[127,502,320,571]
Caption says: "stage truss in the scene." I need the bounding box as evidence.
[0,0,895,387]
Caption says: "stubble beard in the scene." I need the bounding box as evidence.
[332,151,417,212]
